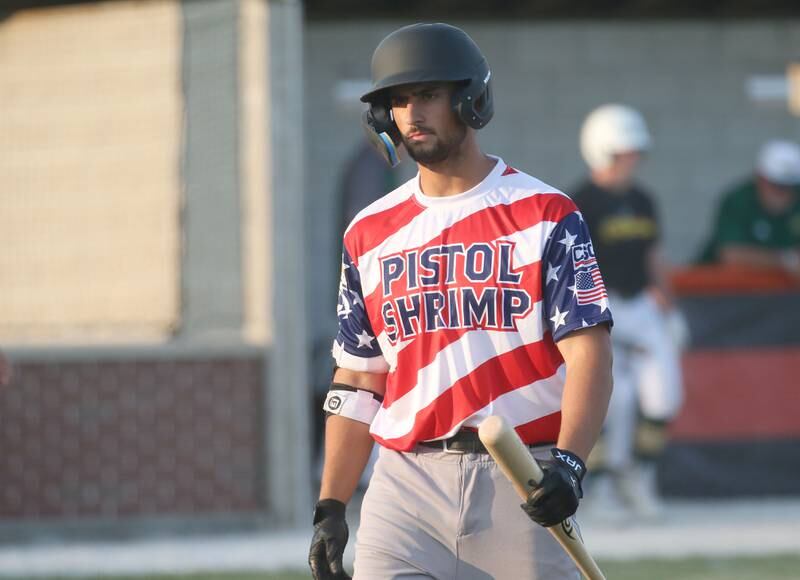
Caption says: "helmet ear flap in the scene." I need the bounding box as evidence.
[362,102,402,167]
[452,74,494,129]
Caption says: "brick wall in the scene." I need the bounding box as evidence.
[0,355,265,519]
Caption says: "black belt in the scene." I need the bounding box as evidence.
[418,429,487,453]
[417,429,555,454]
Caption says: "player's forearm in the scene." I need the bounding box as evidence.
[720,245,797,271]
[555,326,613,461]
[319,415,375,504]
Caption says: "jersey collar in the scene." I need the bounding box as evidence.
[412,156,505,208]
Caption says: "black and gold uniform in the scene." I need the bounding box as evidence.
[571,181,659,298]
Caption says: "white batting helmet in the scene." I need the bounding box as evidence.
[580,104,652,170]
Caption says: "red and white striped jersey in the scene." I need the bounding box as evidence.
[333,157,612,451]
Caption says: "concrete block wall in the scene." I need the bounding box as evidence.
[0,1,184,341]
[305,20,800,345]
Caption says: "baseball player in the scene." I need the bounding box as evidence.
[572,104,685,519]
[309,23,613,579]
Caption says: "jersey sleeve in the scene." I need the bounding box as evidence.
[331,245,389,373]
[542,209,614,342]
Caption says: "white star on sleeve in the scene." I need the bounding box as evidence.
[550,306,569,330]
[581,319,589,327]
[337,293,352,319]
[597,297,609,313]
[350,290,363,307]
[568,284,579,301]
[546,262,561,284]
[557,230,577,252]
[356,330,375,349]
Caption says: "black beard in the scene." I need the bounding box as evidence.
[403,123,467,165]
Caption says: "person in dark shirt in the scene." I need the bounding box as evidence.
[573,180,659,298]
[571,104,686,521]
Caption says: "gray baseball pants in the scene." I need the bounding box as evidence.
[353,444,580,579]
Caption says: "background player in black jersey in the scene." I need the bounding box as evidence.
[571,104,687,520]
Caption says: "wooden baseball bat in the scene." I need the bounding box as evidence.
[478,416,606,580]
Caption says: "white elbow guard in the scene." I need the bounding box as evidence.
[323,383,382,425]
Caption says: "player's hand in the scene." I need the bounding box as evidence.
[309,499,351,580]
[521,448,585,527]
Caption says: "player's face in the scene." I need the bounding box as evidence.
[389,83,467,165]
[757,176,797,215]
[610,150,643,186]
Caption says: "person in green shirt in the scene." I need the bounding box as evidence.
[699,140,800,275]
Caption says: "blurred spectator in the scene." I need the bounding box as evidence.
[0,350,11,386]
[337,140,398,236]
[697,139,800,277]
[312,138,399,488]
[571,104,686,520]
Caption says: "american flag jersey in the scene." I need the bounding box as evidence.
[333,158,613,451]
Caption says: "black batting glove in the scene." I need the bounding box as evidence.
[521,448,586,527]
[309,499,351,580]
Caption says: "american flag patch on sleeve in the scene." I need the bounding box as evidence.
[571,240,608,306]
[575,267,607,305]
